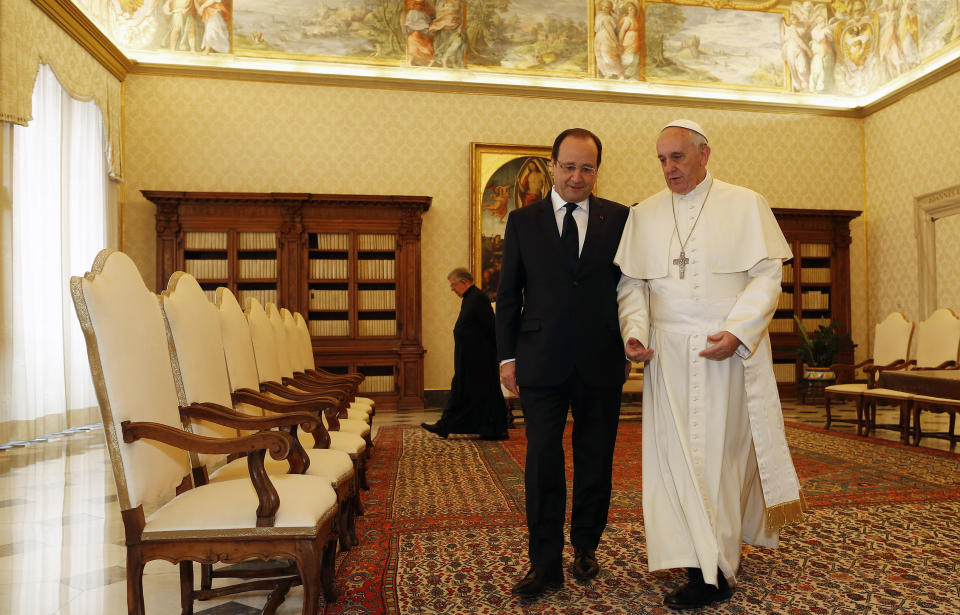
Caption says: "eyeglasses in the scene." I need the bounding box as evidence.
[555,162,597,176]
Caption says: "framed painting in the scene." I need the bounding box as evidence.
[470,143,553,302]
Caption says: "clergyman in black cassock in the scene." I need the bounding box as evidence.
[422,268,509,440]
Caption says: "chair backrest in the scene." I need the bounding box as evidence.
[71,250,191,513]
[265,303,296,379]
[280,308,308,373]
[214,288,262,393]
[913,307,960,368]
[874,311,914,366]
[160,273,238,467]
[245,298,285,384]
[293,312,317,371]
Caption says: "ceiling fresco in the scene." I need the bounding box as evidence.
[71,0,960,107]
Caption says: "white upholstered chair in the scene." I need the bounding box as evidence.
[861,308,960,443]
[71,250,339,614]
[161,272,359,550]
[215,290,369,490]
[824,312,913,435]
[288,311,376,409]
[272,305,371,425]
[248,300,372,451]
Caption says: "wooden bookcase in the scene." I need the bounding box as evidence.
[770,209,861,398]
[148,191,431,410]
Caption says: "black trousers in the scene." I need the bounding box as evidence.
[519,371,622,570]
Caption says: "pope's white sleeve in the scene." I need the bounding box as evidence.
[724,258,782,359]
[617,273,650,349]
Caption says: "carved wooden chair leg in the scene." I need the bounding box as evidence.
[825,394,833,430]
[295,543,321,615]
[126,548,147,615]
[320,533,339,603]
[179,561,194,615]
[200,563,213,591]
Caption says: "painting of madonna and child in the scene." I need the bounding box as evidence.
[471,145,557,301]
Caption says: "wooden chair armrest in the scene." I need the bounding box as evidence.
[259,382,344,409]
[864,359,909,374]
[182,402,320,433]
[281,377,350,402]
[232,389,339,443]
[311,368,363,384]
[912,360,957,371]
[121,420,292,458]
[120,420,289,526]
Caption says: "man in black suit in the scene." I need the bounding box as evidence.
[422,267,509,440]
[496,128,629,599]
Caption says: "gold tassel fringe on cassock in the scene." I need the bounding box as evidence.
[764,491,808,532]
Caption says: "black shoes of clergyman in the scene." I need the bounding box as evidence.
[510,566,564,599]
[420,422,447,438]
[664,568,734,610]
[571,547,600,580]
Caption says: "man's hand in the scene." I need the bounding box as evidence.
[625,337,654,363]
[699,331,740,361]
[500,361,519,396]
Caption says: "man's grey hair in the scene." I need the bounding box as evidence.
[685,129,707,151]
[448,267,473,283]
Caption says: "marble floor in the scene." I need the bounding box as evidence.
[0,399,955,614]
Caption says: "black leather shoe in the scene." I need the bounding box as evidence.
[664,570,733,610]
[510,566,563,599]
[421,422,448,438]
[571,547,599,580]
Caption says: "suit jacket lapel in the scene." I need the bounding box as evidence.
[536,198,565,256]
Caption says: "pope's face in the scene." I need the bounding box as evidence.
[551,136,599,204]
[449,277,471,298]
[656,127,710,195]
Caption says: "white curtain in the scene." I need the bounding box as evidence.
[0,64,107,442]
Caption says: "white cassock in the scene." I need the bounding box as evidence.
[615,172,803,588]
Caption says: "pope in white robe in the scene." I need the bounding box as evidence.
[615,120,804,608]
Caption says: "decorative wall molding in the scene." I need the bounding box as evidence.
[915,183,960,318]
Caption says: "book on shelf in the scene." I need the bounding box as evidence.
[309,289,349,310]
[769,319,795,334]
[358,374,394,393]
[777,293,794,310]
[358,289,396,310]
[801,290,830,310]
[237,289,278,309]
[799,243,831,258]
[238,259,277,279]
[184,259,228,279]
[309,259,349,279]
[308,320,350,337]
[357,233,395,251]
[800,268,831,283]
[782,263,794,282]
[237,232,277,250]
[203,289,218,303]
[357,319,397,336]
[314,233,349,250]
[357,259,395,280]
[184,231,228,250]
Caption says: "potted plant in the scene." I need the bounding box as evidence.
[792,316,851,380]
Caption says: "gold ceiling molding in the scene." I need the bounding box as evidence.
[129,61,864,118]
[31,0,133,81]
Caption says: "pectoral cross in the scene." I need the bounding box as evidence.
[673,250,689,279]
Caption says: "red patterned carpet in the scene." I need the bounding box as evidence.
[324,422,960,614]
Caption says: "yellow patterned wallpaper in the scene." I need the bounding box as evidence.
[865,70,960,356]
[122,74,866,389]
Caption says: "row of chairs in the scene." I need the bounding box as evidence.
[825,309,960,448]
[71,250,375,614]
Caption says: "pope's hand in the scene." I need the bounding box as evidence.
[699,331,740,360]
[625,337,654,363]
[500,361,519,396]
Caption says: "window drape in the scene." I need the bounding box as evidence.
[0,64,107,443]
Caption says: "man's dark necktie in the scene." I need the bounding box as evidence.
[561,202,579,272]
